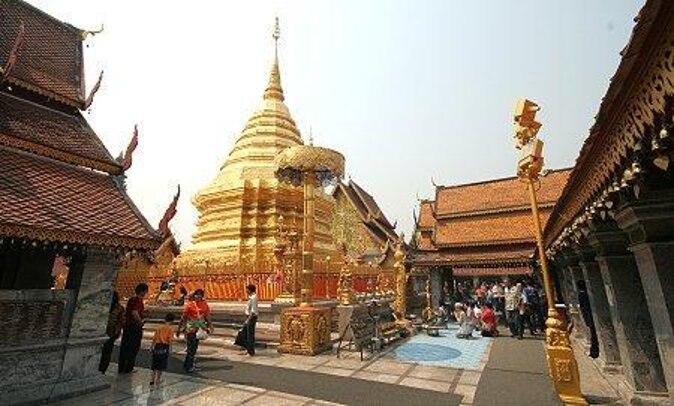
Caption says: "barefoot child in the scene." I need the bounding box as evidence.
[151,313,175,385]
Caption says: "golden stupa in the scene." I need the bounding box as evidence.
[175,19,335,275]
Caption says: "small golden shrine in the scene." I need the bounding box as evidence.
[174,18,335,278]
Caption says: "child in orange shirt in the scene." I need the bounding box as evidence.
[151,313,175,385]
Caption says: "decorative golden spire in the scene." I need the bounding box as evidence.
[264,17,285,101]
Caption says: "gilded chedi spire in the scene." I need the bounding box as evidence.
[176,18,334,274]
[264,17,284,102]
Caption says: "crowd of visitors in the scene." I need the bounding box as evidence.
[437,279,546,340]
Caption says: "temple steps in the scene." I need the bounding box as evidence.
[142,319,281,350]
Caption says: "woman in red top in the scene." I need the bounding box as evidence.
[480,303,499,337]
[118,283,148,374]
[177,289,212,373]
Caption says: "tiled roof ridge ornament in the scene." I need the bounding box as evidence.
[1,21,25,83]
[80,24,104,41]
[83,70,103,110]
[121,124,139,171]
[264,16,284,102]
[158,185,181,238]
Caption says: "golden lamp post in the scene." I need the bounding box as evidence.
[512,99,587,405]
[275,143,345,355]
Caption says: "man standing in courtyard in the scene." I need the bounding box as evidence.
[504,280,523,338]
[118,283,148,374]
[177,289,212,373]
[235,284,258,356]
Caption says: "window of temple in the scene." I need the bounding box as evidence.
[0,242,56,289]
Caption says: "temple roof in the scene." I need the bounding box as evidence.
[435,169,570,217]
[0,91,121,174]
[435,210,550,247]
[0,1,159,251]
[334,180,398,245]
[544,0,674,246]
[0,146,159,249]
[0,0,85,107]
[411,169,571,269]
[417,200,435,230]
[412,244,533,266]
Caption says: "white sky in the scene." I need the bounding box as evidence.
[29,0,642,247]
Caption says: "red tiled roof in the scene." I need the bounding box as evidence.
[0,146,159,249]
[0,0,84,106]
[435,169,571,217]
[416,232,435,251]
[435,209,551,246]
[411,244,533,266]
[417,200,434,229]
[0,91,120,172]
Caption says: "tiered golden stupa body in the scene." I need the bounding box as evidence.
[175,22,335,276]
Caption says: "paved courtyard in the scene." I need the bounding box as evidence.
[51,326,527,406]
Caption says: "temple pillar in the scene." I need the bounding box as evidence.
[574,243,622,373]
[616,194,674,403]
[587,219,668,399]
[430,268,442,310]
[51,247,119,399]
[557,250,587,343]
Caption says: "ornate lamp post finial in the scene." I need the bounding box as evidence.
[512,99,587,406]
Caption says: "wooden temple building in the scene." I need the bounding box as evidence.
[114,25,401,303]
[0,0,160,403]
[543,0,674,403]
[409,169,571,309]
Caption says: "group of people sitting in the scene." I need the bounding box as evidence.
[451,302,499,338]
[432,279,545,339]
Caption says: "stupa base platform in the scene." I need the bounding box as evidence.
[278,306,333,356]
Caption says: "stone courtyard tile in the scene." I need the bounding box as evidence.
[458,370,481,386]
[398,377,452,392]
[242,391,312,406]
[282,353,331,365]
[243,354,284,366]
[171,385,221,404]
[177,386,258,405]
[321,357,366,370]
[453,383,477,404]
[130,380,210,404]
[311,365,355,377]
[52,387,132,405]
[407,365,458,382]
[274,358,321,370]
[352,370,400,384]
[225,383,267,394]
[306,400,346,406]
[363,359,413,375]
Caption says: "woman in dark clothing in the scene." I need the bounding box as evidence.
[118,283,148,373]
[235,285,258,356]
[99,291,124,374]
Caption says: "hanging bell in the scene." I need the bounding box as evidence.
[653,154,670,171]
[652,137,662,151]
[660,127,669,139]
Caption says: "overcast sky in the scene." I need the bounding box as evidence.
[30,0,642,246]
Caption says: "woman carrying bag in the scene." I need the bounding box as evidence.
[177,289,212,373]
[235,284,258,356]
